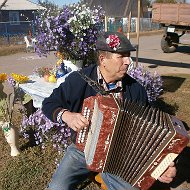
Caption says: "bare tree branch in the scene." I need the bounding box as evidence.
[0,0,8,10]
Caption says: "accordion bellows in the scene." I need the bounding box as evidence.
[76,94,189,190]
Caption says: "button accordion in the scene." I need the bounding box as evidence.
[76,94,189,190]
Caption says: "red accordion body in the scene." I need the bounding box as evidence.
[76,94,189,190]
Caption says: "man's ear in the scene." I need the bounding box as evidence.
[99,53,106,66]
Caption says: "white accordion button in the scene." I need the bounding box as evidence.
[151,153,178,179]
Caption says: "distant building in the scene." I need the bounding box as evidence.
[0,0,45,35]
[83,0,149,17]
[83,0,151,32]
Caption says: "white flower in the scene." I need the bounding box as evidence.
[106,38,110,44]
[81,10,86,15]
[73,16,77,21]
[67,18,72,24]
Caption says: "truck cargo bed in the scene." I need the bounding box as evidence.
[152,3,190,27]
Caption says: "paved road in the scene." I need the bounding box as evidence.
[130,33,190,75]
[0,33,189,76]
[0,51,57,75]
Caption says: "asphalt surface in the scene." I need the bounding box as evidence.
[0,51,57,75]
[130,32,190,75]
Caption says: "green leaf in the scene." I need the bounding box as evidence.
[23,94,32,104]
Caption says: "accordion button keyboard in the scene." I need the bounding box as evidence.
[151,153,178,179]
[78,107,91,144]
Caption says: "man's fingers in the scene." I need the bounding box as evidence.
[158,176,173,183]
[169,161,175,167]
[158,162,176,184]
[69,114,89,132]
[80,116,89,125]
[63,111,89,131]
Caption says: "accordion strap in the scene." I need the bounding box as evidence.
[78,70,108,95]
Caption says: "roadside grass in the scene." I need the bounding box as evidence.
[0,44,26,56]
[156,74,190,129]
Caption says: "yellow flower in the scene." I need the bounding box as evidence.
[56,59,63,66]
[0,73,7,82]
[56,51,64,59]
[11,73,29,84]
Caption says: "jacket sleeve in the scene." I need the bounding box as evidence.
[123,75,149,106]
[42,71,86,122]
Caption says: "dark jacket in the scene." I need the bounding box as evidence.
[42,64,148,142]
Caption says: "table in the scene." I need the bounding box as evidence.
[20,61,78,108]
[20,75,57,108]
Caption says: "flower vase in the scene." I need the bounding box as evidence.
[56,63,68,79]
[1,122,21,156]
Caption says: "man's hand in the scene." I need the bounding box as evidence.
[62,111,89,132]
[158,162,176,183]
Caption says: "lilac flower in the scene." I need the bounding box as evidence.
[7,76,16,87]
[128,66,163,102]
[21,115,28,128]
[35,3,104,63]
[20,109,71,150]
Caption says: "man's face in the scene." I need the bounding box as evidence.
[100,51,131,83]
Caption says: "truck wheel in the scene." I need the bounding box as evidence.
[161,35,178,53]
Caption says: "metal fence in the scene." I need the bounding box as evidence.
[108,18,160,33]
[0,21,35,45]
[0,21,35,36]
[0,18,160,45]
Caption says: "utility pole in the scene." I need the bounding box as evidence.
[136,0,141,67]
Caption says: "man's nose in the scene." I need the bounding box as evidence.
[123,57,131,65]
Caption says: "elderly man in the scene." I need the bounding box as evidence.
[42,31,176,190]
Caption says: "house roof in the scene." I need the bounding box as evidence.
[0,0,45,10]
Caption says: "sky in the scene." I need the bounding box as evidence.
[32,0,80,7]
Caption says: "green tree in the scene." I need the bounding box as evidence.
[37,0,59,13]
[145,0,152,7]
[36,0,60,22]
